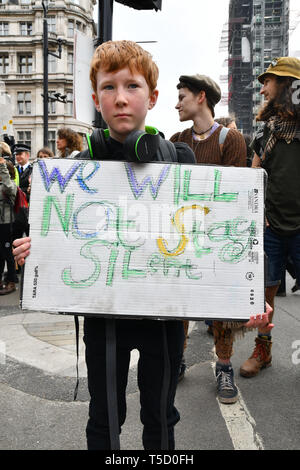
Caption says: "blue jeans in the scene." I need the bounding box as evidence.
[264,226,300,287]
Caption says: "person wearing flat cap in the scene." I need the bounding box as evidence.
[12,143,32,238]
[170,74,247,405]
[240,57,300,379]
[170,74,246,167]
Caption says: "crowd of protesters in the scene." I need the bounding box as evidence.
[2,41,299,450]
[0,127,82,295]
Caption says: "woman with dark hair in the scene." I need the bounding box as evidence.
[56,127,83,158]
[0,156,17,295]
[240,57,300,378]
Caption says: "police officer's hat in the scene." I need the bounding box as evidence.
[12,143,31,155]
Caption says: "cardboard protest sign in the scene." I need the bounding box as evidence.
[21,159,266,320]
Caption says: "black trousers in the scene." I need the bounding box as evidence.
[83,317,184,450]
[0,223,16,283]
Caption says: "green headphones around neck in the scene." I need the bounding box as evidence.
[86,126,161,162]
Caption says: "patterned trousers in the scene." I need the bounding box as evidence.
[183,320,233,360]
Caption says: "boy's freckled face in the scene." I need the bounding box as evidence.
[92,67,158,143]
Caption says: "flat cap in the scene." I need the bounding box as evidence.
[178,74,221,106]
[258,57,300,83]
[12,143,31,154]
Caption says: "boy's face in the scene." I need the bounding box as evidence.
[92,67,158,143]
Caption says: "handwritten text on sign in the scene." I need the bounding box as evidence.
[22,159,265,320]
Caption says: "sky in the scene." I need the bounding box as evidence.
[95,0,230,139]
[290,0,300,56]
[93,0,300,139]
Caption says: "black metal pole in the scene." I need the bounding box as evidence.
[98,0,113,45]
[93,0,114,128]
[43,3,48,146]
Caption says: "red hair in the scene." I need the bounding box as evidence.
[90,40,159,95]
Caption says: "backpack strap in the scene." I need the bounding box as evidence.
[160,322,171,450]
[260,125,271,162]
[219,126,230,145]
[250,124,270,161]
[218,126,230,160]
[105,318,120,450]
[73,315,80,401]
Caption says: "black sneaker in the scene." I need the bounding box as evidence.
[178,355,186,382]
[215,363,238,404]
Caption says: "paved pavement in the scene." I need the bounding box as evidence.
[0,274,299,451]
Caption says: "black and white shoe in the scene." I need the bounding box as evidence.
[216,363,238,404]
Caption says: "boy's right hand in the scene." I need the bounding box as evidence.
[13,237,31,266]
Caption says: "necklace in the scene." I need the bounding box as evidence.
[192,123,214,136]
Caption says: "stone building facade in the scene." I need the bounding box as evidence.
[0,0,96,157]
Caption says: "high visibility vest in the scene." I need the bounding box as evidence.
[14,167,20,186]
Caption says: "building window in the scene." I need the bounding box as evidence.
[17,92,31,115]
[66,91,73,115]
[0,54,9,74]
[48,54,57,73]
[18,54,33,73]
[48,92,56,114]
[47,16,56,33]
[68,19,85,37]
[17,131,31,148]
[68,20,74,37]
[20,22,33,36]
[48,130,56,154]
[0,22,8,36]
[67,52,73,74]
[76,21,83,32]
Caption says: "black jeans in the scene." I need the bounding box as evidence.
[0,223,16,283]
[83,317,184,450]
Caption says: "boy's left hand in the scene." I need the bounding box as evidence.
[244,303,274,331]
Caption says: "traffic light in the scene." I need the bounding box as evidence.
[115,1,162,11]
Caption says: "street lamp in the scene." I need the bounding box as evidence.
[49,92,67,103]
[42,1,63,146]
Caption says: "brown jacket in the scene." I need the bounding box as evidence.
[170,125,246,167]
